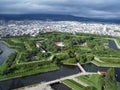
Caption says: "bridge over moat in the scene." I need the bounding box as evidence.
[44,72,97,85]
[43,63,98,85]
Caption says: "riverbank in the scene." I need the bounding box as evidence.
[62,58,120,68]
[91,61,120,68]
[0,64,59,81]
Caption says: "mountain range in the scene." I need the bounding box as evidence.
[0,14,120,24]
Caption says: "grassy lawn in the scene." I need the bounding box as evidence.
[11,38,22,43]
[92,60,120,67]
[17,59,50,65]
[76,74,120,90]
[0,64,59,80]
[100,57,120,63]
[24,42,32,51]
[63,79,85,90]
[76,74,101,90]
[79,47,91,51]
[62,58,76,64]
[15,52,22,64]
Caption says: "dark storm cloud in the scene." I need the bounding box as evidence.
[0,0,120,18]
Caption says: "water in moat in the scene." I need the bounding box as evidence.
[0,39,120,90]
[108,40,120,50]
[51,83,72,90]
[0,65,80,90]
[0,41,14,65]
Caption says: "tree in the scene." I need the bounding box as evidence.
[83,86,97,90]
[52,56,58,63]
[105,68,117,90]
[68,50,76,58]
[0,64,9,75]
[98,75,105,90]
[106,68,116,82]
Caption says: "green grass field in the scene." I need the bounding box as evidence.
[77,74,101,90]
[63,79,85,90]
[76,74,120,90]
[92,60,120,67]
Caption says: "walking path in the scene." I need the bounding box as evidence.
[77,63,86,73]
[94,57,104,63]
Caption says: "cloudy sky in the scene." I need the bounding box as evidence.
[0,0,120,18]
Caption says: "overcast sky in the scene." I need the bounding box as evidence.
[0,0,120,18]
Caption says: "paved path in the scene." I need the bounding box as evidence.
[94,57,104,63]
[44,63,96,85]
[77,63,86,73]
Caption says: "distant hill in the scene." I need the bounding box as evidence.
[0,14,120,24]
